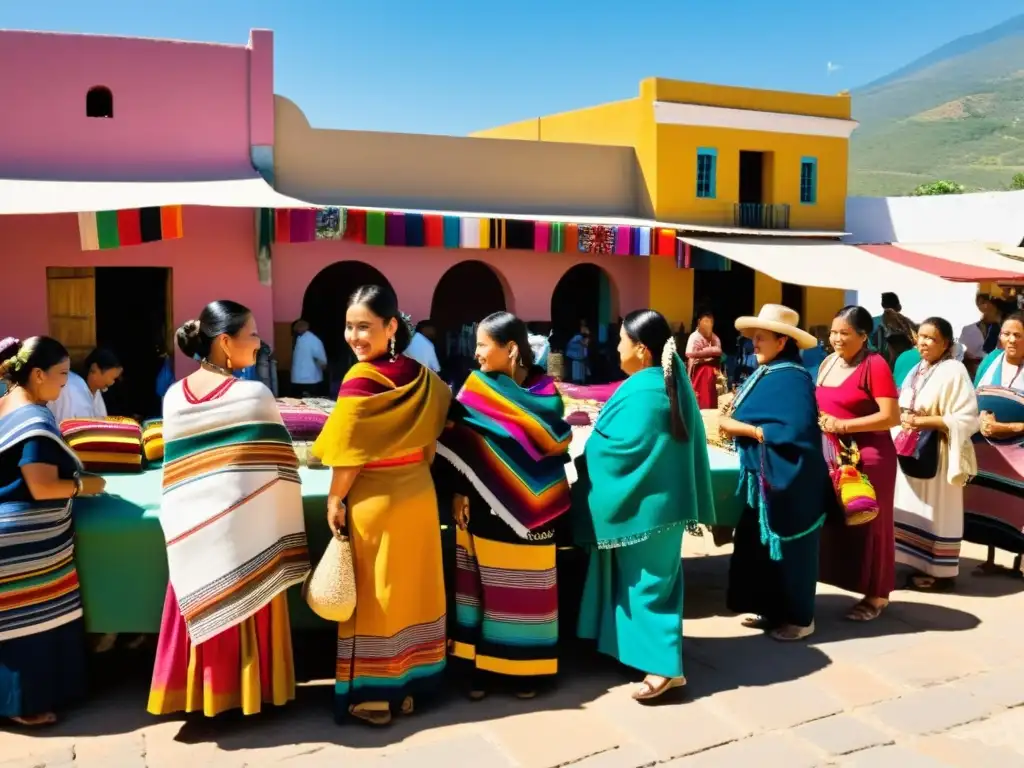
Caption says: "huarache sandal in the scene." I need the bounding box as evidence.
[349,701,392,727]
[845,600,887,622]
[9,713,57,727]
[632,675,686,702]
[770,621,815,642]
[907,575,955,592]
[741,615,773,630]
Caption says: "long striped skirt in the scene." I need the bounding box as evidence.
[336,461,448,722]
[147,585,296,717]
[450,522,558,682]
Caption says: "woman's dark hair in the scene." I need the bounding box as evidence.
[694,306,714,323]
[82,347,121,375]
[920,316,956,358]
[622,309,689,441]
[761,332,802,362]
[478,311,535,369]
[348,284,411,354]
[1003,312,1024,330]
[176,300,253,360]
[834,305,874,337]
[0,336,70,388]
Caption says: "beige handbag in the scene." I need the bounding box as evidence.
[303,531,356,622]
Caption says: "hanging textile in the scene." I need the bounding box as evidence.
[344,209,367,243]
[366,211,386,245]
[424,215,444,247]
[78,206,184,251]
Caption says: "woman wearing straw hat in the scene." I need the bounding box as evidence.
[719,305,834,642]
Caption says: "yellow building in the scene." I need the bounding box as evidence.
[474,77,857,331]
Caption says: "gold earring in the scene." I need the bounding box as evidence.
[226,356,233,371]
[389,336,397,360]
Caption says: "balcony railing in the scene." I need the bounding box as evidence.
[733,203,790,230]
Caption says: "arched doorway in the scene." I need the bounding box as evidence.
[430,261,508,376]
[301,261,394,387]
[550,264,618,383]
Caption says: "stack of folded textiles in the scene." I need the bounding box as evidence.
[275,398,330,441]
[61,416,144,472]
[141,419,164,465]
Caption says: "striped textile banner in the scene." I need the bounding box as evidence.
[78,206,183,251]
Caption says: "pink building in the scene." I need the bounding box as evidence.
[0,27,659,409]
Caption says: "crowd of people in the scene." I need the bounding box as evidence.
[1,283,1021,732]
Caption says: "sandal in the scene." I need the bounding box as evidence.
[741,615,772,630]
[515,690,537,700]
[907,575,955,592]
[845,600,887,622]
[399,696,414,716]
[769,621,815,642]
[631,675,686,702]
[348,702,392,727]
[468,689,487,701]
[10,713,57,727]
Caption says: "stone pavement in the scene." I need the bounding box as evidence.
[5,538,1024,768]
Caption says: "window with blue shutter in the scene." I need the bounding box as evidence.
[696,148,717,199]
[800,157,817,204]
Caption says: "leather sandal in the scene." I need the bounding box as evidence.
[845,600,887,622]
[769,621,815,642]
[741,615,772,630]
[10,713,57,727]
[632,675,686,702]
[399,696,414,716]
[349,702,392,727]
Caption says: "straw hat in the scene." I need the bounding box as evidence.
[735,304,817,350]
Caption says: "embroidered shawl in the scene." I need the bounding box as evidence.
[311,356,451,466]
[0,404,84,641]
[159,379,310,645]
[685,331,723,375]
[895,360,980,487]
[437,369,572,537]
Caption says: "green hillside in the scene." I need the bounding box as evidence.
[849,15,1024,197]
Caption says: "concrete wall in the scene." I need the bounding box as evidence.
[272,96,642,217]
[0,29,272,181]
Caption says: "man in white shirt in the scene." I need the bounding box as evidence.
[404,319,441,373]
[49,347,121,424]
[290,320,328,397]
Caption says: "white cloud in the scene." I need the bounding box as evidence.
[827,61,842,75]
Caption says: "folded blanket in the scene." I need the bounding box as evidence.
[61,416,143,473]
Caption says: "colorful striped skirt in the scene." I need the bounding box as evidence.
[147,585,296,717]
[336,460,447,722]
[450,525,558,680]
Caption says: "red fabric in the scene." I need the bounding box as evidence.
[815,353,898,598]
[690,361,719,409]
[656,228,676,257]
[339,355,421,398]
[859,244,1024,282]
[274,209,291,243]
[117,209,143,246]
[424,215,444,247]
[343,209,367,243]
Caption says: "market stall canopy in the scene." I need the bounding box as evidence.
[0,175,310,215]
[678,237,1024,293]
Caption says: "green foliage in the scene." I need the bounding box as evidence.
[1011,173,1024,190]
[911,180,964,196]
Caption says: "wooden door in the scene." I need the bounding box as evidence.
[46,267,96,366]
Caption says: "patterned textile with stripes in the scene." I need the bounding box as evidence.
[159,381,309,646]
[895,521,962,571]
[451,529,558,678]
[0,407,85,642]
[335,615,447,699]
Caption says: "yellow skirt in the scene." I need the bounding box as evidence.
[335,460,447,720]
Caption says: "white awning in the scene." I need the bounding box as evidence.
[893,242,1024,272]
[679,236,956,293]
[0,175,310,215]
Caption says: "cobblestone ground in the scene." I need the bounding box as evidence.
[4,539,1024,767]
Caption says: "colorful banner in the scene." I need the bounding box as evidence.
[78,206,183,251]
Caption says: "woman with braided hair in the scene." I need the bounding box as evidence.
[570,310,716,702]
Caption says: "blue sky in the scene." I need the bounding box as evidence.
[4,1,1021,135]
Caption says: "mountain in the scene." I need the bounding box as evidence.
[849,14,1024,197]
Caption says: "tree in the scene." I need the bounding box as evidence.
[911,180,964,196]
[1011,173,1024,191]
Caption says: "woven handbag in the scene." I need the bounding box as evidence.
[823,433,879,526]
[303,531,356,622]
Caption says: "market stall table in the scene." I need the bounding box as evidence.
[73,449,742,634]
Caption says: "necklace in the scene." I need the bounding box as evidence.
[200,359,233,377]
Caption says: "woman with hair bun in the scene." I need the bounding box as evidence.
[434,311,573,701]
[312,284,452,726]
[148,300,310,719]
[571,309,716,702]
[0,336,106,726]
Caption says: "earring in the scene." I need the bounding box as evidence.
[226,356,233,371]
[389,336,397,360]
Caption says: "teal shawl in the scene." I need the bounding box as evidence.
[571,358,716,548]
